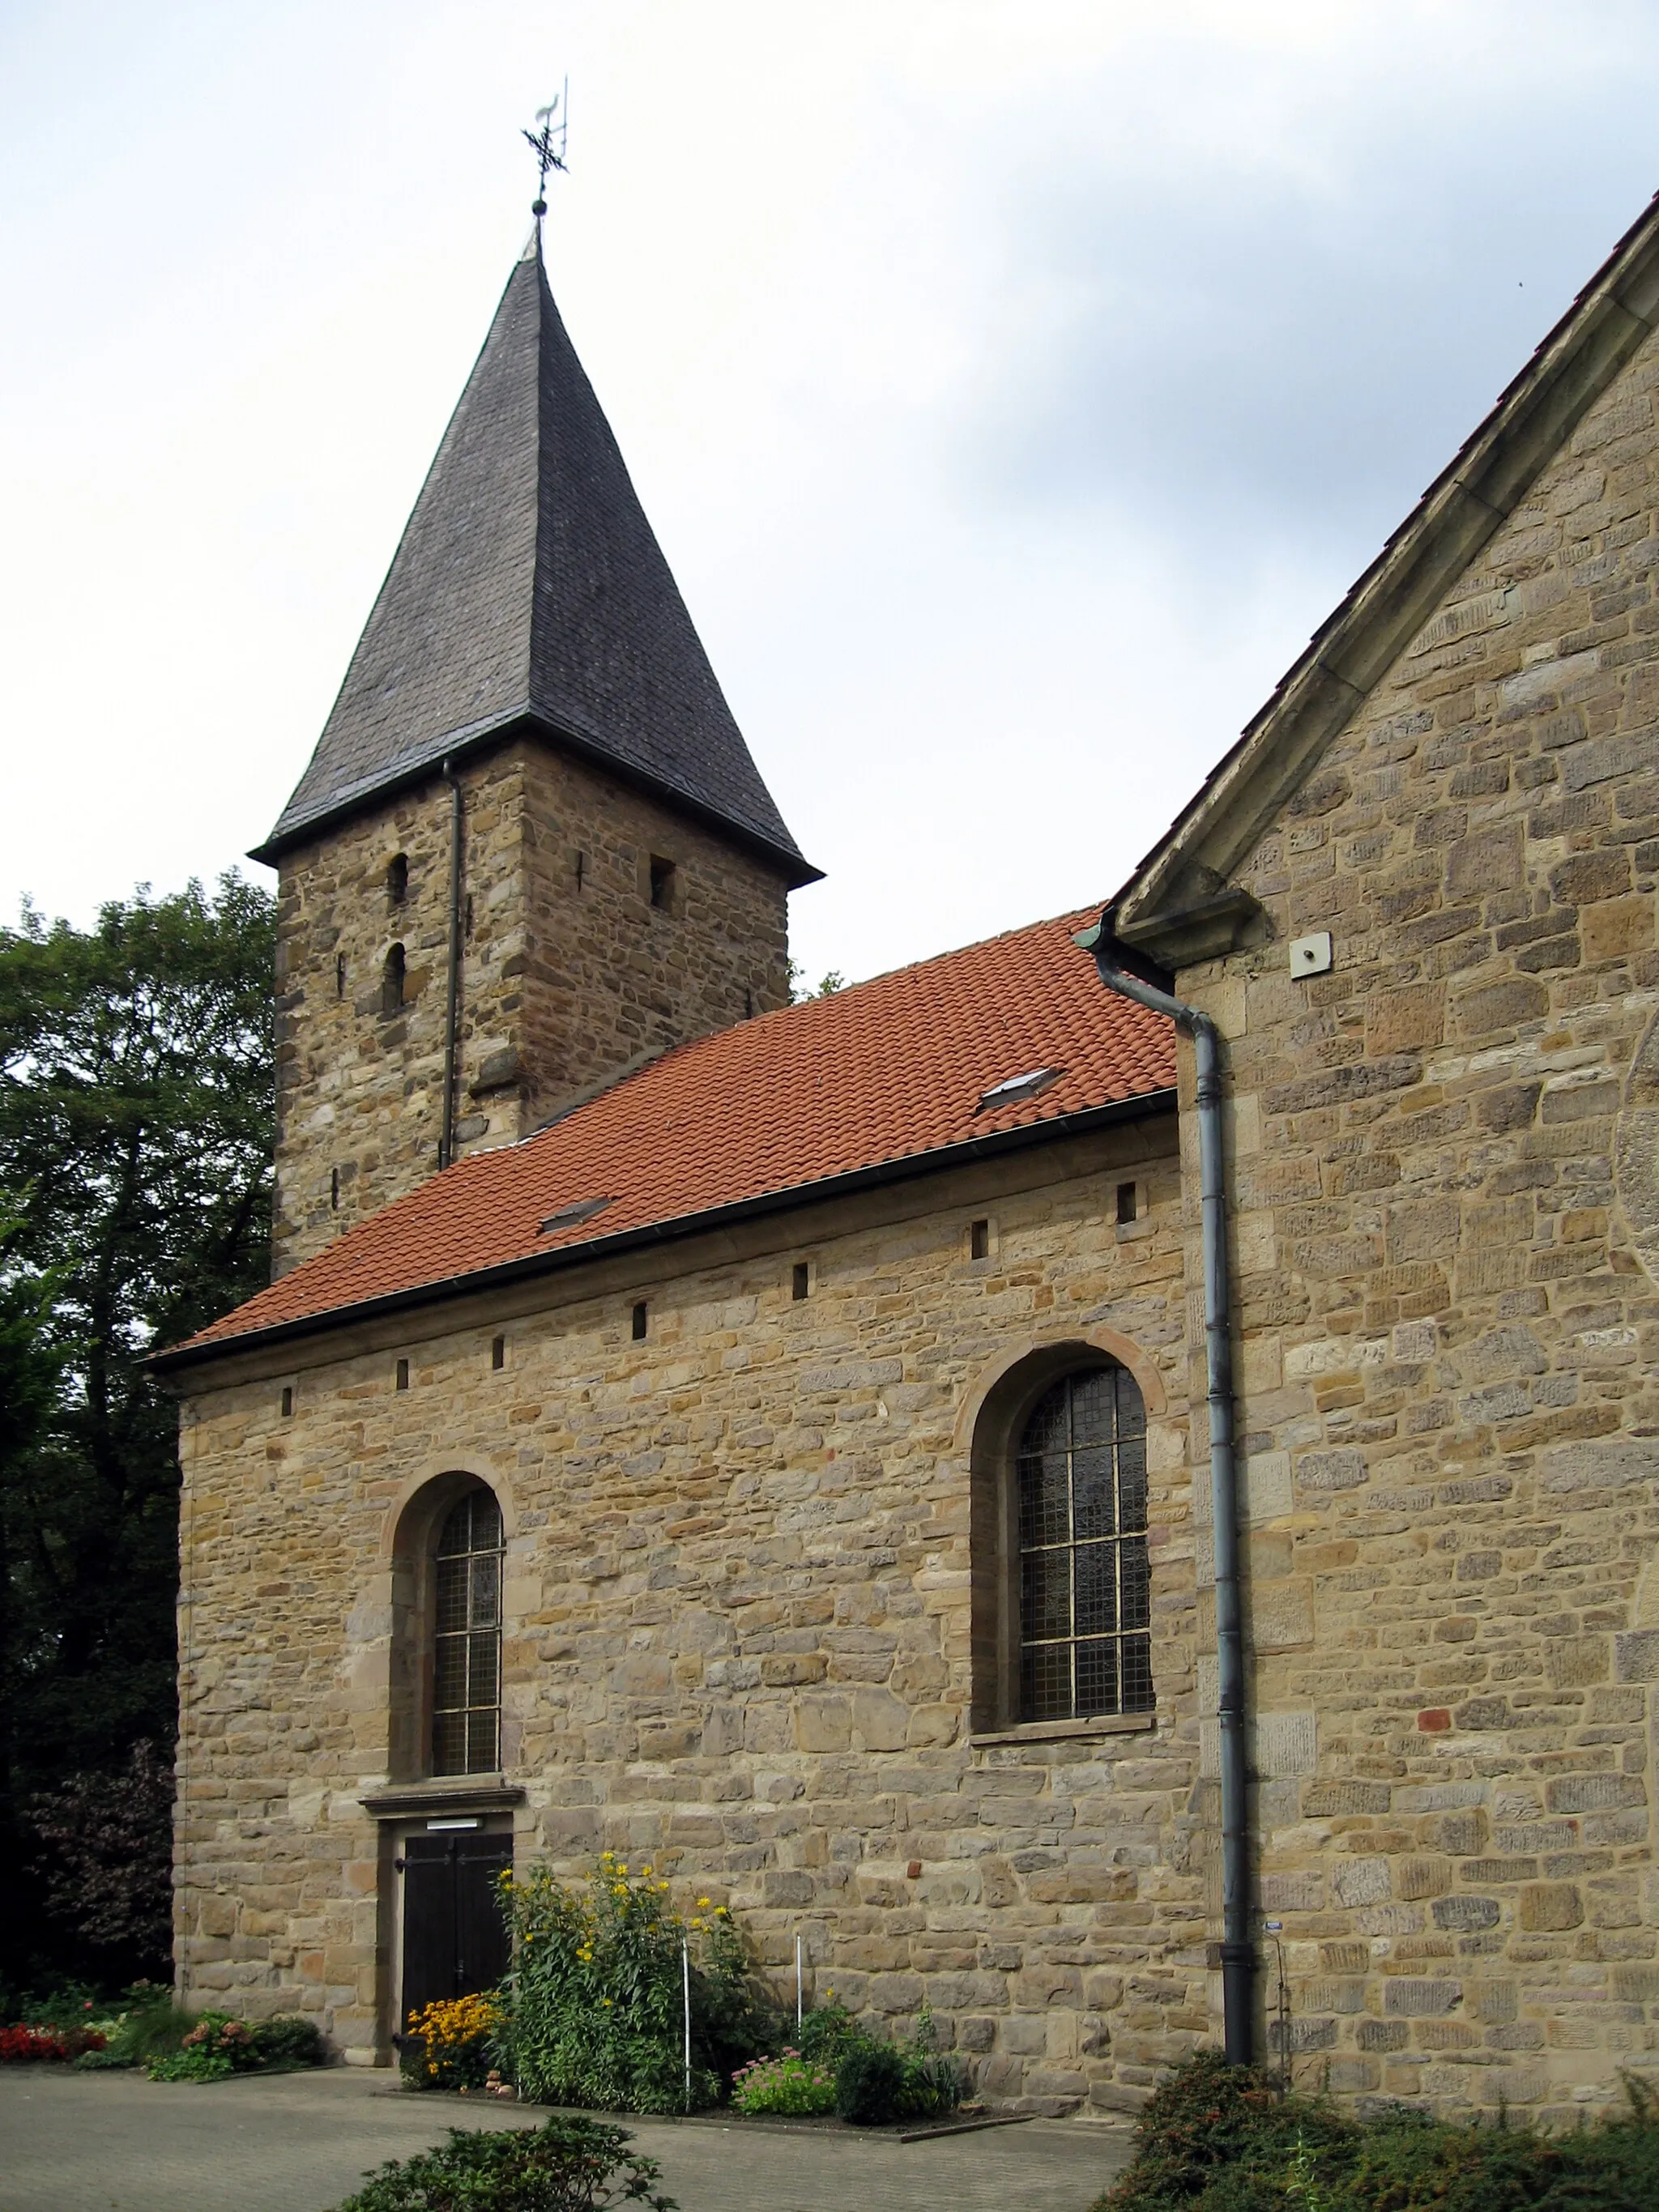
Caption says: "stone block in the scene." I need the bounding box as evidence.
[1331,1858,1392,1907]
[1384,1979,1462,2016]
[1519,1883,1584,1932]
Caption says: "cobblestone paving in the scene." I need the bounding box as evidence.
[0,2066,1133,2212]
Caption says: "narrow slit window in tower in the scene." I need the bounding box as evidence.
[792,1262,811,1302]
[648,856,676,910]
[1116,1181,1137,1225]
[382,943,405,1017]
[386,853,408,908]
[631,1301,648,1341]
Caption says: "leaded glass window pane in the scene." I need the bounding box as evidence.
[1015,1366,1154,1720]
[432,1489,505,1775]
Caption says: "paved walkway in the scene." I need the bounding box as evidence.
[0,2065,1135,2212]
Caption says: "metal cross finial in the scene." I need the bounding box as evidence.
[524,85,569,231]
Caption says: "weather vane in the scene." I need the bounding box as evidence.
[524,85,569,234]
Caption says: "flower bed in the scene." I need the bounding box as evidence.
[0,2022,106,2062]
[731,2048,837,2116]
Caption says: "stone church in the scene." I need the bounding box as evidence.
[159,193,1659,2119]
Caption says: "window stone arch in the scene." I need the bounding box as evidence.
[967,1334,1162,1733]
[387,1473,508,1780]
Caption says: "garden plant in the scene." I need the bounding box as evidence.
[497,1856,774,2113]
[331,2113,676,2212]
[146,2008,326,2082]
[403,1993,506,2092]
[1093,2049,1659,2212]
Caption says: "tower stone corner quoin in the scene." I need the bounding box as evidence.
[162,190,1659,2119]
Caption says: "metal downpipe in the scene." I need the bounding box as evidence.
[439,760,464,1171]
[1076,927,1255,2065]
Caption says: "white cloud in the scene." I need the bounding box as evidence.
[2,0,1657,986]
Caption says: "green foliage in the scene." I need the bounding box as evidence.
[834,2039,908,2126]
[795,2000,860,2065]
[144,2007,325,2082]
[731,2048,838,2116]
[75,1985,194,2069]
[246,2014,326,2069]
[500,1856,757,2113]
[786,961,846,1001]
[0,876,275,1989]
[401,1993,505,2091]
[827,2009,961,2128]
[331,2114,676,2212]
[1093,2051,1659,2212]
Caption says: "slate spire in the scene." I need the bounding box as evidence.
[256,241,817,884]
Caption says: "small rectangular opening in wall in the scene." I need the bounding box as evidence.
[491,1335,505,1371]
[279,1386,293,1419]
[335,953,346,999]
[1116,1181,1138,1225]
[631,1301,648,1341]
[969,1218,990,1261]
[648,855,676,910]
[331,1166,340,1213]
[386,853,408,908]
[791,1262,810,1301]
[395,1357,410,1392]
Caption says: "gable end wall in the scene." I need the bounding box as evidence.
[1172,318,1659,2116]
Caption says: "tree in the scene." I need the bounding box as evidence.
[0,875,274,1985]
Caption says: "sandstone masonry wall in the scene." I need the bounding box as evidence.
[1170,320,1659,2117]
[271,739,792,1275]
[175,1124,1202,2111]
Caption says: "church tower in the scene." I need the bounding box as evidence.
[256,241,818,1276]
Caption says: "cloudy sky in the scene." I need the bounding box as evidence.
[5,2,1659,986]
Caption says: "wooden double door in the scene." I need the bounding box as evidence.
[398,1826,513,2029]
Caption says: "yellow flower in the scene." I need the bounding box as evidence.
[697,1897,711,1909]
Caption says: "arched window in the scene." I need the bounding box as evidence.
[386,852,409,908]
[1015,1365,1151,1721]
[381,942,406,1017]
[432,1489,504,1775]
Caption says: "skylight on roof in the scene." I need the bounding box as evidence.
[539,1196,614,1234]
[976,1066,1062,1113]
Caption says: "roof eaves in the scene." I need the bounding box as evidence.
[1110,189,1659,961]
[151,1085,1176,1379]
[252,705,823,886]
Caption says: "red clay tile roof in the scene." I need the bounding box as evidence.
[164,904,1175,1362]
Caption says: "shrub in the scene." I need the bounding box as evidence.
[825,2005,961,2129]
[731,2048,837,2116]
[247,2014,326,2069]
[403,1994,505,2092]
[146,2008,327,2082]
[25,1743,175,1976]
[149,2011,257,2082]
[1092,2050,1659,2212]
[331,2113,676,2212]
[500,1856,766,2113]
[834,2039,908,2126]
[74,1988,195,2070]
[796,2000,860,2065]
